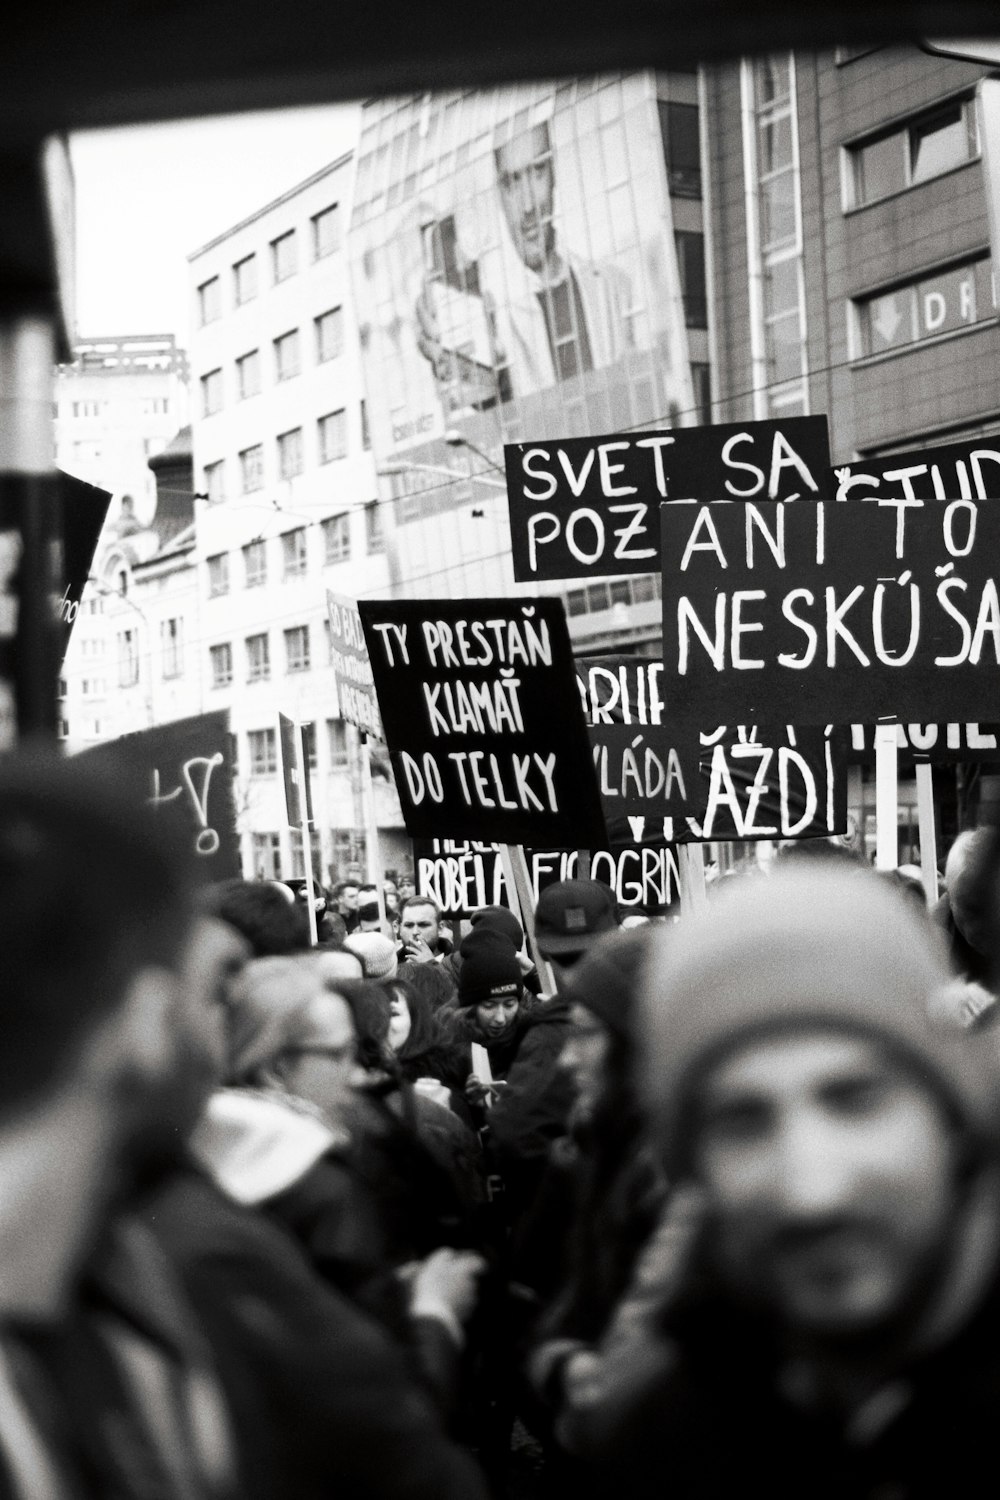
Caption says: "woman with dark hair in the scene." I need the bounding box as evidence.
[397,957,459,1012]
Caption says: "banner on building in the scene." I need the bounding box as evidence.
[576,655,847,843]
[414,838,681,916]
[349,79,698,594]
[506,415,833,582]
[660,497,1000,728]
[326,590,382,739]
[360,596,607,846]
[80,709,240,880]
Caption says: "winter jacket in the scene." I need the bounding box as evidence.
[138,1167,488,1500]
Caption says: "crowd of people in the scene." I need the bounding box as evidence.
[2,747,1000,1498]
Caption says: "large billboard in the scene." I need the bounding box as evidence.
[349,76,697,585]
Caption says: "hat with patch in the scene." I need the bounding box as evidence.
[534,879,619,958]
[457,927,523,1009]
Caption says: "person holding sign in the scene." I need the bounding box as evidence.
[552,866,1000,1497]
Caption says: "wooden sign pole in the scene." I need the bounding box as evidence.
[499,843,557,995]
[678,843,708,915]
[874,721,899,871]
[360,733,389,933]
[915,761,939,904]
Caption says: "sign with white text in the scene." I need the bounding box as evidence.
[360,597,607,845]
[505,416,833,582]
[660,497,1000,728]
[833,440,1000,504]
[326,590,382,739]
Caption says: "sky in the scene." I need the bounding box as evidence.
[69,101,361,346]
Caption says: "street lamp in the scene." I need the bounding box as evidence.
[443,428,508,479]
[376,455,506,490]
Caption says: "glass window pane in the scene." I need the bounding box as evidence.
[854,133,905,204]
[763,257,799,320]
[758,113,793,176]
[760,171,796,248]
[755,55,791,109]
[766,310,803,384]
[910,105,967,183]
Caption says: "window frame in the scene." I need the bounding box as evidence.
[207,552,230,598]
[245,631,271,683]
[209,642,233,688]
[282,527,308,578]
[284,624,311,674]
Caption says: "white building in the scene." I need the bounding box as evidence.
[185,151,406,884]
[54,334,189,526]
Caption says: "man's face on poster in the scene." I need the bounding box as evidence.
[495,123,556,274]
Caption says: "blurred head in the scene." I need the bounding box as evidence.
[398,898,441,952]
[226,954,359,1120]
[397,874,416,902]
[396,960,457,1012]
[495,120,556,273]
[945,829,997,957]
[203,879,310,958]
[558,926,654,1121]
[534,879,620,986]
[343,931,398,981]
[638,867,1000,1342]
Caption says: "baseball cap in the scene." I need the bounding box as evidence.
[534,879,619,958]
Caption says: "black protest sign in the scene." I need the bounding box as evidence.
[576,655,847,844]
[81,709,240,881]
[846,721,1000,766]
[834,439,1000,503]
[326,590,382,739]
[505,416,832,583]
[661,497,1000,728]
[413,838,681,917]
[359,597,607,846]
[278,713,314,829]
[56,472,113,646]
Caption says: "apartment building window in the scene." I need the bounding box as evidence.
[365,500,385,554]
[674,231,708,328]
[248,728,278,775]
[117,629,139,688]
[282,527,308,577]
[161,617,183,678]
[236,348,260,400]
[284,625,311,673]
[327,718,350,769]
[742,53,809,417]
[200,368,223,417]
[252,831,281,879]
[315,307,343,363]
[233,253,257,305]
[360,398,371,451]
[853,253,995,359]
[847,96,979,208]
[197,276,221,326]
[318,408,347,464]
[246,632,271,682]
[203,460,225,503]
[271,229,297,283]
[239,444,264,493]
[207,553,230,597]
[209,642,233,688]
[658,101,702,198]
[312,203,340,259]
[274,329,300,382]
[322,513,351,563]
[242,538,267,587]
[277,427,304,480]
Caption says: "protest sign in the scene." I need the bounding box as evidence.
[834,439,1000,503]
[359,597,607,846]
[56,472,113,647]
[847,720,1000,765]
[505,416,832,582]
[80,709,240,880]
[660,497,1000,728]
[576,655,847,843]
[413,838,681,916]
[278,712,314,829]
[326,590,382,738]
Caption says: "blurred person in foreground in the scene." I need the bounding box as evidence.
[552,864,1000,1498]
[0,750,486,1500]
[934,827,998,987]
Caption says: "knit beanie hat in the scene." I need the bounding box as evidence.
[343,931,398,980]
[457,927,523,1009]
[470,904,524,950]
[559,924,655,1038]
[637,866,1000,1175]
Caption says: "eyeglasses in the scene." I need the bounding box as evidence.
[282,1045,355,1064]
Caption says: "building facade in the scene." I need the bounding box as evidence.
[186,152,406,883]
